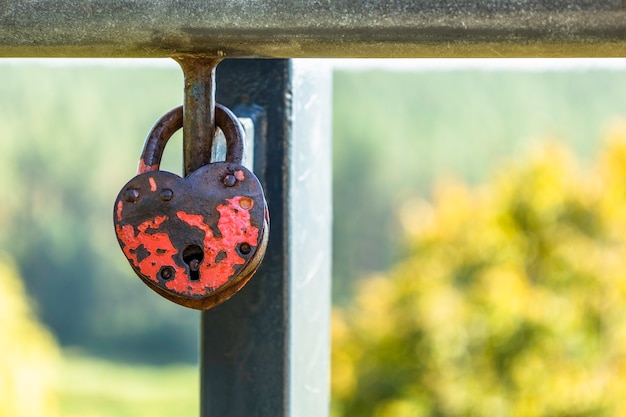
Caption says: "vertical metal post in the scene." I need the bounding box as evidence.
[200,59,332,416]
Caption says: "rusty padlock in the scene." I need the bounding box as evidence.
[113,104,269,310]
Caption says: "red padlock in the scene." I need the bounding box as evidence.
[113,104,269,310]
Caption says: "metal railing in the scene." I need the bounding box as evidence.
[0,1,624,58]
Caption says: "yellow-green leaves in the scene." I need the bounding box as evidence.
[333,127,626,417]
[0,254,59,417]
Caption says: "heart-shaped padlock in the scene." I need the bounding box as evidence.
[114,104,269,310]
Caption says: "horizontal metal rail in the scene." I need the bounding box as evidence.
[0,0,625,58]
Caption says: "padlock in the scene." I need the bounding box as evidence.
[113,104,269,310]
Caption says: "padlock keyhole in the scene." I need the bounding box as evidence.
[182,244,204,281]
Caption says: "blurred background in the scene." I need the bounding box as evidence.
[2,59,626,416]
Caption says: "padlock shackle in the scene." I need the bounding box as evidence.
[138,103,245,174]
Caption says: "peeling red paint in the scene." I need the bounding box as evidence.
[140,215,167,231]
[234,170,245,181]
[115,215,186,285]
[137,159,159,174]
[116,200,124,222]
[149,177,157,192]
[117,195,260,298]
[172,196,260,295]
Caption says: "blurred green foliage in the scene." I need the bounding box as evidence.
[0,254,59,417]
[332,126,626,417]
[333,69,626,303]
[0,64,199,363]
[2,62,626,366]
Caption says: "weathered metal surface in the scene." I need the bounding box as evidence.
[138,104,245,173]
[200,59,331,417]
[0,1,624,58]
[175,57,222,175]
[114,104,269,310]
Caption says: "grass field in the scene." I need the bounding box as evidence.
[56,353,198,417]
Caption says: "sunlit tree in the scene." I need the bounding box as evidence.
[333,124,626,417]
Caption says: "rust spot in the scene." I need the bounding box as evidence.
[238,242,252,255]
[234,170,245,181]
[238,197,253,210]
[215,251,227,263]
[159,266,175,280]
[137,159,159,175]
[149,177,157,192]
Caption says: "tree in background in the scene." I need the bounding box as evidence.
[332,124,626,417]
[0,66,199,363]
[0,254,59,417]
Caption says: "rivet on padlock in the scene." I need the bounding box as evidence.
[113,104,269,310]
